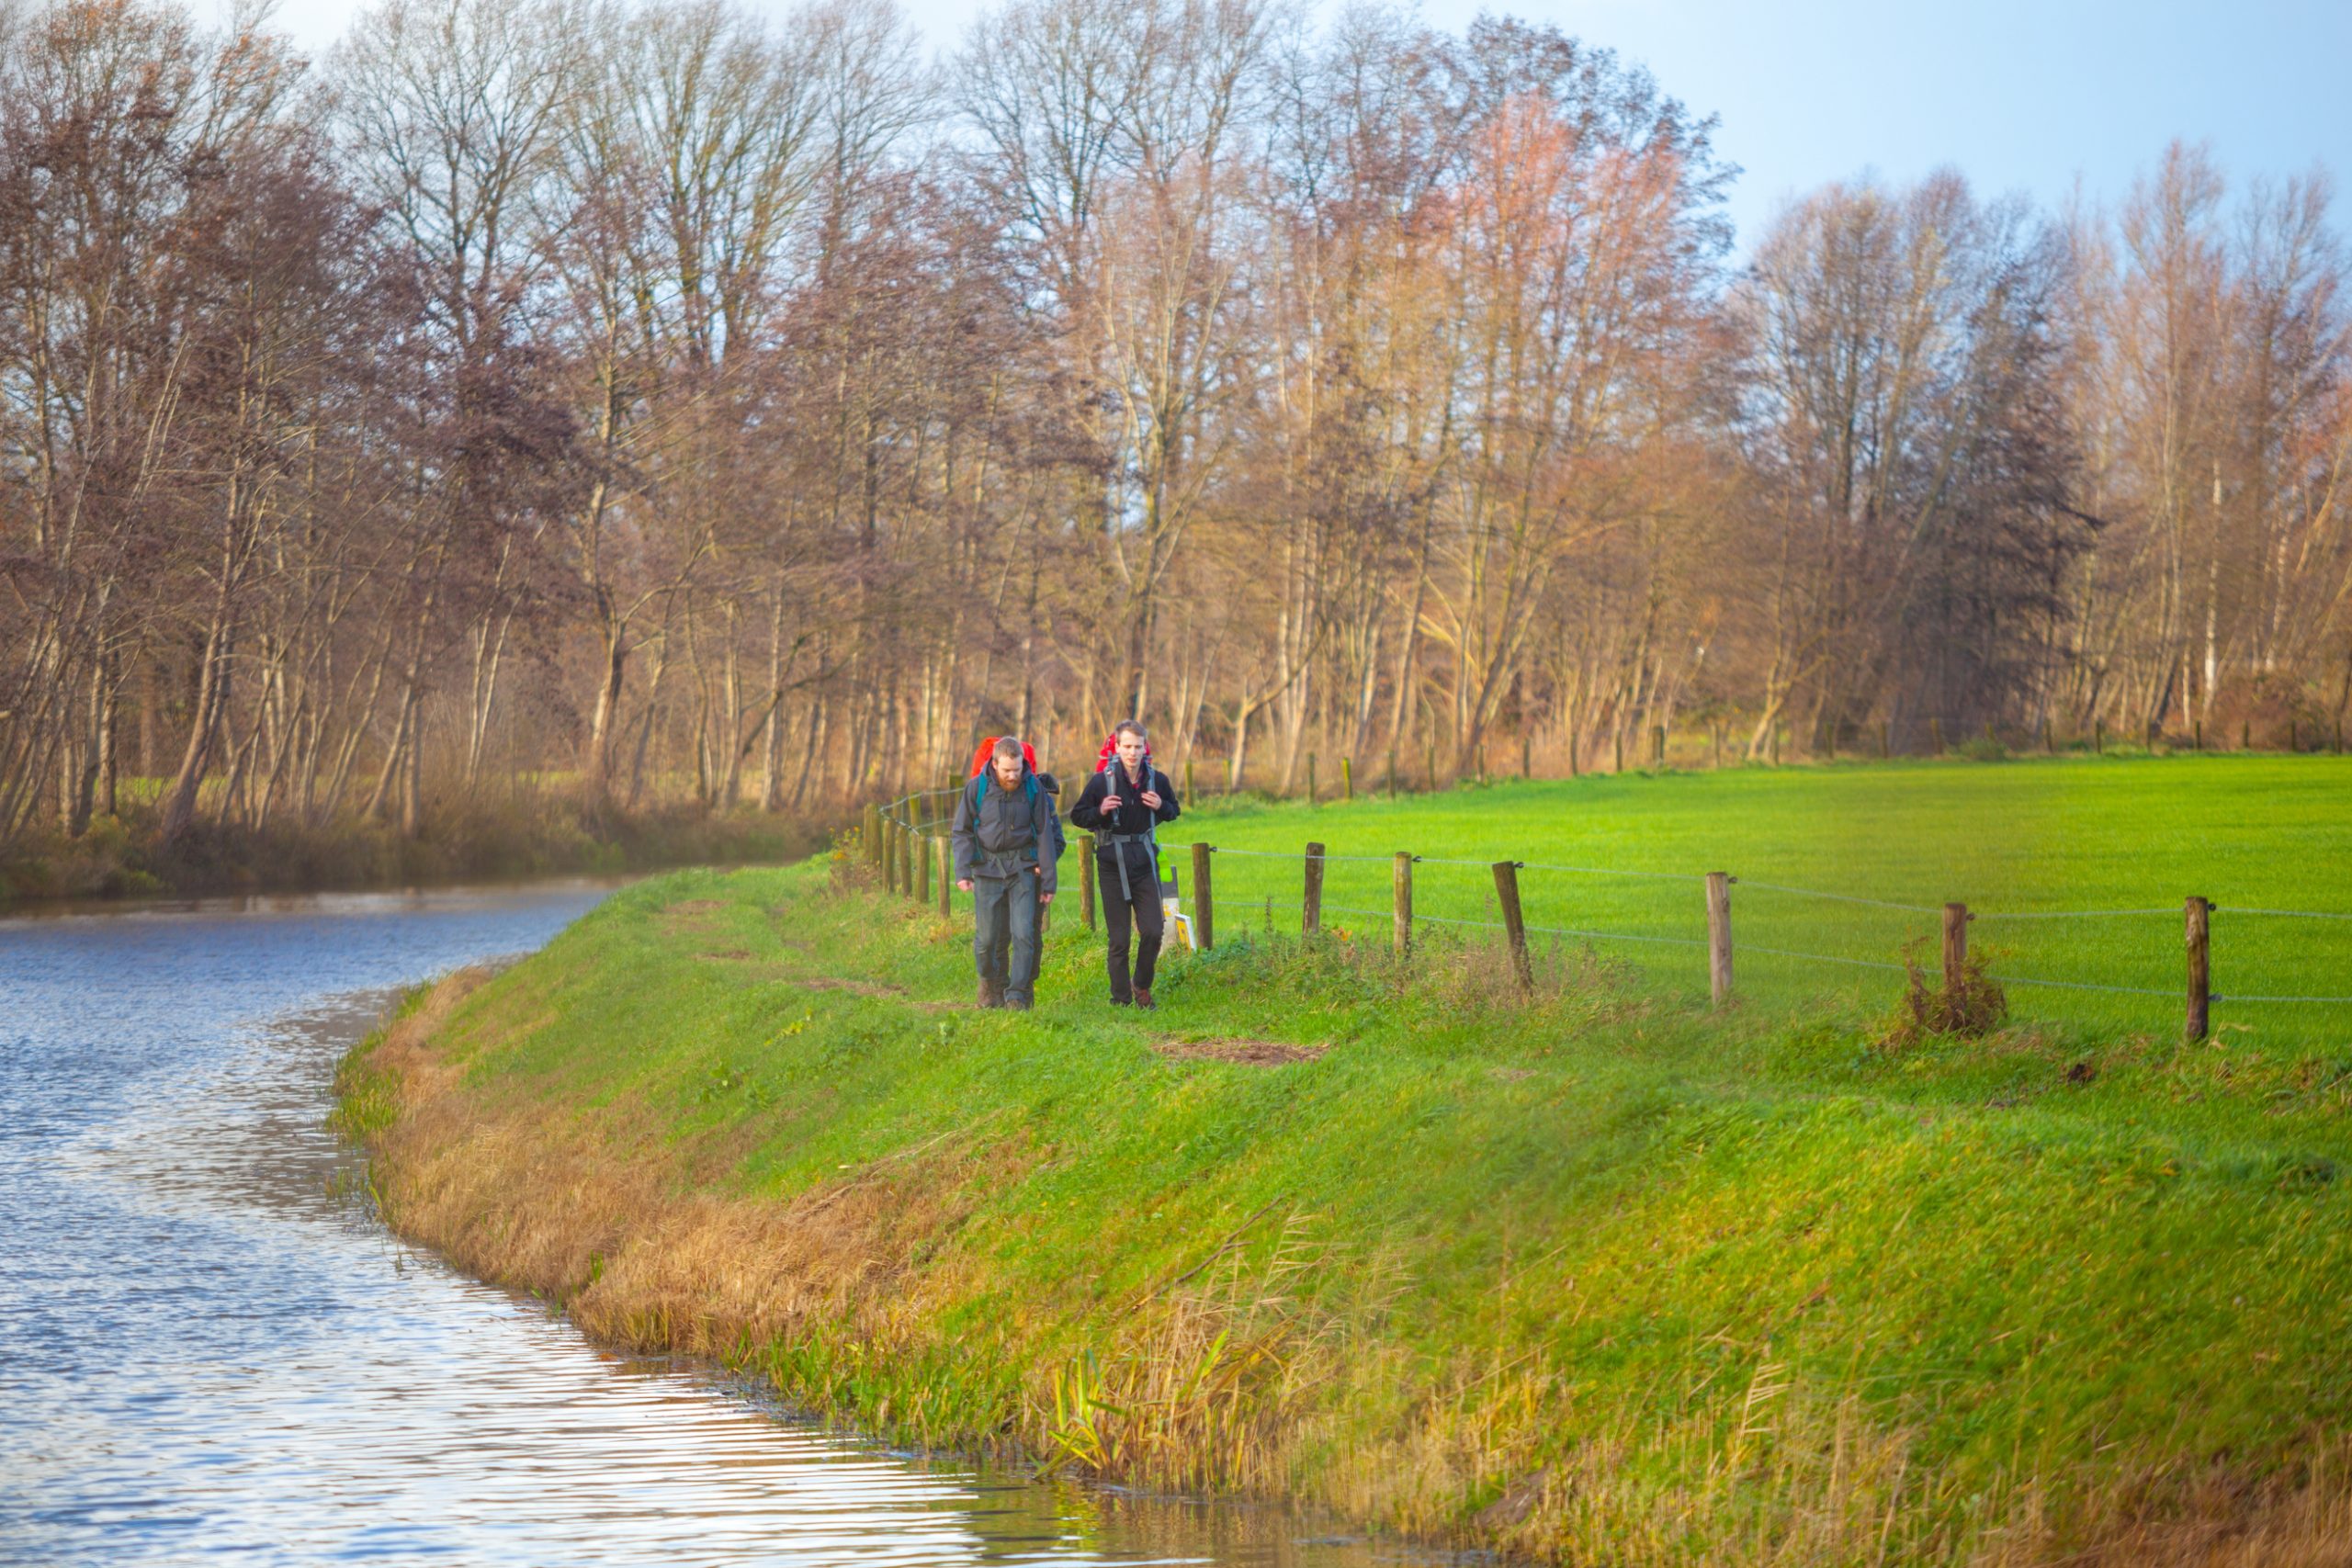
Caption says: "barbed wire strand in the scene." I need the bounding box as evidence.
[1504,859,1708,884]
[1735,881,1944,914]
[1162,837,2352,922]
[1321,904,1781,957]
[1204,846,1397,864]
[1986,973,2179,998]
[1738,944,1916,975]
[1974,908,2178,921]
[2227,908,2352,922]
[2220,994,2352,1005]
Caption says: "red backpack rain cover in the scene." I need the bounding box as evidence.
[1094,733,1154,774]
[966,737,1039,779]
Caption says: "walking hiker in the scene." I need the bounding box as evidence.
[1069,719,1182,1009]
[952,737,1059,1010]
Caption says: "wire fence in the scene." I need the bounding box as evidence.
[861,789,2351,1040]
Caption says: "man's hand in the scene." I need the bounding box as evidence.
[956,878,973,892]
[1039,892,1054,905]
[1100,793,1123,812]
[1138,789,1162,809]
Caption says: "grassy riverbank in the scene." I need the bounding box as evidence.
[340,762,2352,1565]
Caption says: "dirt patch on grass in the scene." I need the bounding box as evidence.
[658,897,729,935]
[792,975,906,998]
[1153,1035,1327,1066]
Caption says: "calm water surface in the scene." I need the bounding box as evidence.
[0,884,1431,1566]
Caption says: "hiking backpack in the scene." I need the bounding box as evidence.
[963,736,1065,862]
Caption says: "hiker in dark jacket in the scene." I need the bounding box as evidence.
[952,737,1058,1010]
[1068,719,1181,1009]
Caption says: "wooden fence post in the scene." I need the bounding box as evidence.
[1303,841,1325,936]
[1386,746,1398,799]
[1613,729,1624,773]
[1341,757,1354,801]
[865,803,882,865]
[1942,901,1969,995]
[1521,733,1532,779]
[901,823,917,901]
[1569,729,1580,777]
[1080,833,1096,931]
[1192,842,1215,951]
[937,838,952,918]
[917,829,932,903]
[1492,861,1532,991]
[2185,896,2211,1043]
[1424,739,1438,792]
[2095,717,2105,754]
[1392,852,1414,957]
[883,818,899,892]
[1706,872,1734,1008]
[1306,753,1318,806]
[1651,726,1666,768]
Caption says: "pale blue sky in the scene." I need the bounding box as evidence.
[265,0,2350,251]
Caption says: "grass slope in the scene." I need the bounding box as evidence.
[342,759,2352,1567]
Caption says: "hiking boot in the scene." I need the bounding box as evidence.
[1134,987,1155,1010]
[978,977,1004,1010]
[1108,993,1132,1008]
[1004,993,1033,1011]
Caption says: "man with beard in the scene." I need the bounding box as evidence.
[952,736,1058,1010]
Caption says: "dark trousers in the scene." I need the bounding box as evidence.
[972,872,1043,1003]
[1097,852,1165,1001]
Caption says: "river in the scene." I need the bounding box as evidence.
[0,882,1441,1566]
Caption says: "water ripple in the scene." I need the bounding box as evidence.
[0,886,1427,1567]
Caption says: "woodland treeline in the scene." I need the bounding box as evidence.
[4,0,2347,855]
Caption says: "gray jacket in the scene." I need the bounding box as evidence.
[951,771,1059,895]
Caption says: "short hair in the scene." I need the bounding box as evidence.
[1113,719,1148,741]
[991,736,1024,761]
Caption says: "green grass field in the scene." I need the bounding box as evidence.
[1158,755,2352,1046]
[345,754,2352,1565]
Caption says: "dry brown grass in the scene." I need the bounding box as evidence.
[359,970,996,1368]
[1151,1036,1329,1066]
[351,972,2352,1568]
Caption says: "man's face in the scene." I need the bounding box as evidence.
[1115,732,1148,772]
[992,750,1023,789]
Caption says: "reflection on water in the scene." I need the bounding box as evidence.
[0,885,1434,1565]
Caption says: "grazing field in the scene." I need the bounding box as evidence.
[1176,755,2352,1045]
[341,754,2352,1567]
